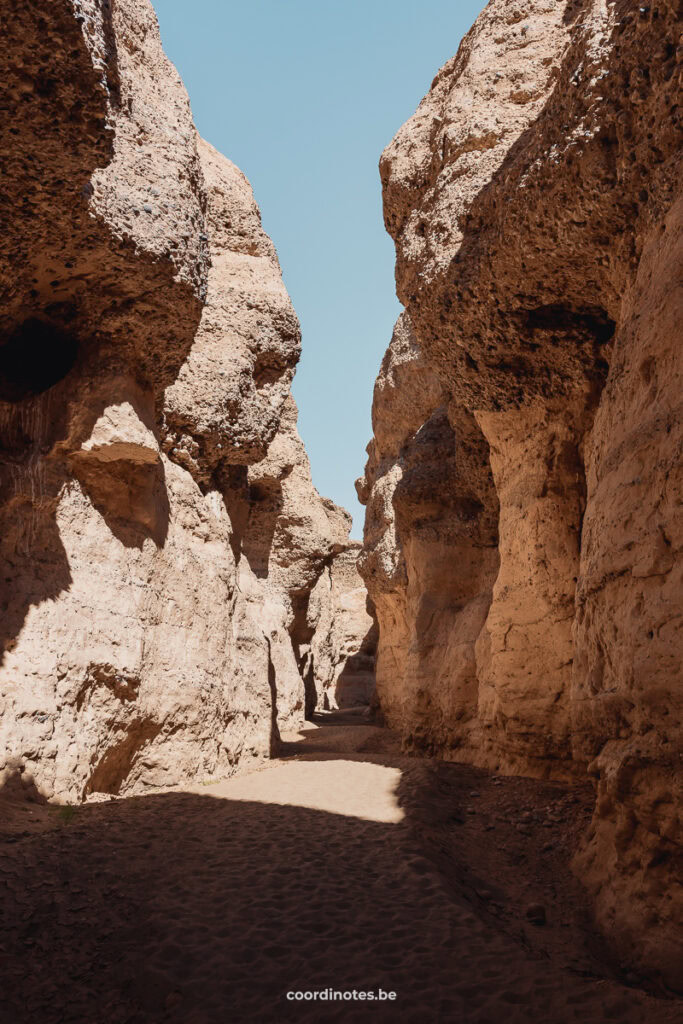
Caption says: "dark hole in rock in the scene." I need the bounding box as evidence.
[248,484,269,503]
[0,318,79,402]
[523,305,616,344]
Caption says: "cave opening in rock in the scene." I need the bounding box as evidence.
[0,317,79,403]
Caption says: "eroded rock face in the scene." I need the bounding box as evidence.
[357,313,499,751]
[233,395,355,733]
[307,544,377,711]
[362,0,681,986]
[0,0,369,801]
[163,139,301,482]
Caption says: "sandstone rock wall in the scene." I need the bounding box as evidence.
[357,313,499,751]
[0,0,369,801]
[360,0,681,986]
[307,543,377,711]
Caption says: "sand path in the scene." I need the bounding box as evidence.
[1,711,680,1023]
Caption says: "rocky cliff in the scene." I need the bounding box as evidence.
[0,0,370,802]
[359,0,681,988]
[307,543,377,712]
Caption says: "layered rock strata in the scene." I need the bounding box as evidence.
[0,0,368,802]
[360,0,681,987]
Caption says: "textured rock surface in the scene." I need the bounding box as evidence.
[357,313,499,751]
[0,0,369,802]
[307,543,377,711]
[362,0,681,987]
[163,138,301,482]
[231,395,354,733]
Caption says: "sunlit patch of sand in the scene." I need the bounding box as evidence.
[184,759,404,824]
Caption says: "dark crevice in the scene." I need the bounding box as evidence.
[0,318,80,402]
[520,305,616,345]
[266,637,281,757]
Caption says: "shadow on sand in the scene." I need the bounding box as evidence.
[0,714,680,1024]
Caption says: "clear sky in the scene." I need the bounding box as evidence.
[153,0,487,536]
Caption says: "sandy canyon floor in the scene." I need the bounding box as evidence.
[1,711,680,1024]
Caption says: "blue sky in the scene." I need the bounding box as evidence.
[154,0,487,535]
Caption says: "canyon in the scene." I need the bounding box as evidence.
[0,0,680,1019]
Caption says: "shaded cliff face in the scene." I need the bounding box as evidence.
[357,313,499,751]
[362,0,681,987]
[0,0,367,800]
